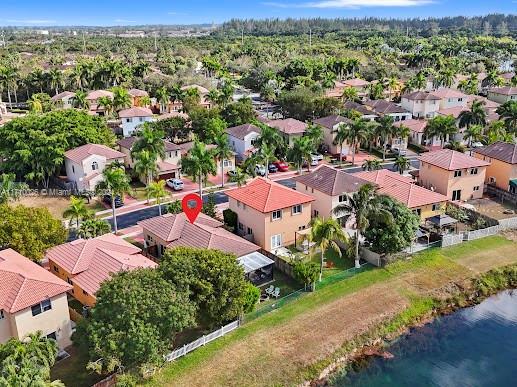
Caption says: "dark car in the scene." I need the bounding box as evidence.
[268,164,278,173]
[103,194,124,208]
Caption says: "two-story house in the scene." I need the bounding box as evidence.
[0,249,72,349]
[431,88,468,110]
[401,91,441,119]
[46,234,157,307]
[363,100,412,122]
[64,144,126,192]
[51,91,76,109]
[117,137,183,181]
[418,149,490,202]
[226,123,261,161]
[118,107,154,137]
[313,115,353,156]
[226,177,314,252]
[86,90,114,115]
[487,87,517,104]
[355,169,448,222]
[343,101,378,121]
[293,165,369,225]
[473,141,517,193]
[269,118,308,147]
[128,88,149,107]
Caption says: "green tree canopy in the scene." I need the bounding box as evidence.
[221,98,256,127]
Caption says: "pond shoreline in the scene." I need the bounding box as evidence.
[307,264,517,387]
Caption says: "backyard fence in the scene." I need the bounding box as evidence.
[163,320,240,362]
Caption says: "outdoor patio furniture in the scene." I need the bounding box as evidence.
[265,285,274,295]
[272,288,281,298]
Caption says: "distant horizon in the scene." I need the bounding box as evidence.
[1,0,515,27]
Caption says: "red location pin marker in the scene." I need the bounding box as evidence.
[182,193,203,223]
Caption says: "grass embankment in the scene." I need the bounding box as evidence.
[144,235,517,387]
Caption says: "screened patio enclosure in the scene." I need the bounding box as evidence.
[238,251,275,286]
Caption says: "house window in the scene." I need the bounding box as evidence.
[147,235,153,242]
[247,227,253,235]
[414,208,422,216]
[223,159,233,168]
[66,278,73,286]
[139,117,145,122]
[0,310,4,320]
[432,203,440,211]
[292,204,302,215]
[473,186,480,191]
[339,194,347,203]
[313,209,319,217]
[470,168,478,175]
[53,265,59,273]
[452,189,462,201]
[489,177,496,183]
[91,161,99,171]
[238,222,244,230]
[454,170,462,178]
[271,234,282,249]
[458,98,463,102]
[46,332,57,341]
[31,299,52,316]
[72,165,75,173]
[83,290,88,296]
[298,226,306,231]
[272,210,282,221]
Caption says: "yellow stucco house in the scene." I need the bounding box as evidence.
[0,249,73,349]
[418,149,490,202]
[226,177,314,252]
[472,141,517,194]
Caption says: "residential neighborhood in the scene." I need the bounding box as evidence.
[0,8,516,387]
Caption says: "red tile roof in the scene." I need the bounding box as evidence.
[431,88,467,99]
[118,107,153,118]
[226,124,262,140]
[128,88,149,97]
[86,90,113,100]
[269,118,308,135]
[344,78,369,87]
[419,149,490,170]
[488,86,517,96]
[394,119,427,133]
[402,91,441,101]
[46,234,156,296]
[226,177,314,213]
[437,106,467,119]
[0,249,72,314]
[64,144,125,164]
[293,164,369,196]
[355,170,448,209]
[139,213,259,257]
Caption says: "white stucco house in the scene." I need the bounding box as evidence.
[118,107,154,137]
[487,87,517,104]
[51,91,76,109]
[430,88,468,110]
[401,91,441,119]
[225,123,261,161]
[64,144,126,192]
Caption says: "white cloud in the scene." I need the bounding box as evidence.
[5,19,56,24]
[263,0,433,8]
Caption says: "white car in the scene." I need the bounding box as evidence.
[310,155,320,166]
[166,178,184,191]
[311,153,323,161]
[255,164,267,176]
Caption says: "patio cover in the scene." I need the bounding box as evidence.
[415,228,429,238]
[238,251,275,274]
[428,214,458,227]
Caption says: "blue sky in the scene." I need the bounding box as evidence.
[1,0,515,26]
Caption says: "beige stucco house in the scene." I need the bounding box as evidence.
[51,91,76,109]
[487,87,517,104]
[401,91,440,119]
[269,118,308,147]
[226,177,314,252]
[0,249,73,349]
[418,149,490,202]
[472,141,517,193]
[313,115,352,156]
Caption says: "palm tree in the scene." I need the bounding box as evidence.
[258,143,276,177]
[348,119,370,166]
[112,87,132,112]
[333,184,392,268]
[97,96,113,116]
[48,68,64,96]
[155,86,170,113]
[308,217,348,282]
[458,100,487,129]
[425,115,458,148]
[63,196,92,228]
[131,124,166,161]
[341,87,358,102]
[305,124,324,150]
[213,132,233,187]
[376,116,396,161]
[95,167,131,233]
[139,95,151,107]
[133,150,158,187]
[228,167,248,187]
[287,136,308,173]
[496,101,517,132]
[362,159,382,171]
[386,76,400,100]
[394,155,411,174]
[255,124,281,149]
[463,124,484,148]
[146,180,167,215]
[333,122,351,166]
[180,140,217,197]
[77,219,111,239]
[73,90,90,109]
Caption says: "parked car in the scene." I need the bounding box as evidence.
[227,170,238,178]
[393,148,407,156]
[310,155,320,166]
[166,178,184,191]
[311,153,323,161]
[255,164,266,176]
[103,194,124,208]
[273,160,289,172]
[268,164,278,173]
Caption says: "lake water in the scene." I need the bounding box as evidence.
[332,290,517,387]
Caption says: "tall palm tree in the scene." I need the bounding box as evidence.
[463,124,484,149]
[287,136,308,173]
[333,184,392,268]
[97,96,113,116]
[333,122,351,166]
[62,196,92,228]
[180,140,217,197]
[255,124,281,149]
[133,150,158,186]
[95,167,131,233]
[458,100,487,129]
[213,132,233,187]
[376,116,395,161]
[425,115,458,148]
[305,124,324,150]
[362,159,382,171]
[131,125,166,161]
[77,219,111,239]
[155,86,170,113]
[112,87,132,112]
[48,68,64,96]
[394,155,411,174]
[258,143,276,177]
[308,217,348,282]
[348,119,370,166]
[73,90,90,109]
[496,101,517,132]
[146,180,167,215]
[341,87,358,102]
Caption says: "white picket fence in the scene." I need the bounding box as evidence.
[164,320,240,362]
[442,215,517,247]
[442,233,464,247]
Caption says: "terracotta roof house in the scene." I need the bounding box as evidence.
[472,142,517,193]
[418,149,490,201]
[46,233,157,307]
[226,177,314,252]
[313,115,353,156]
[467,95,500,112]
[226,123,262,160]
[487,87,517,104]
[0,249,73,349]
[364,100,411,118]
[269,118,308,146]
[117,137,182,181]
[86,90,113,115]
[294,165,369,223]
[118,107,154,137]
[325,80,346,98]
[128,88,148,97]
[430,88,468,110]
[176,142,236,176]
[64,144,125,191]
[437,106,467,119]
[401,91,441,119]
[51,91,76,109]
[355,169,448,222]
[343,101,378,120]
